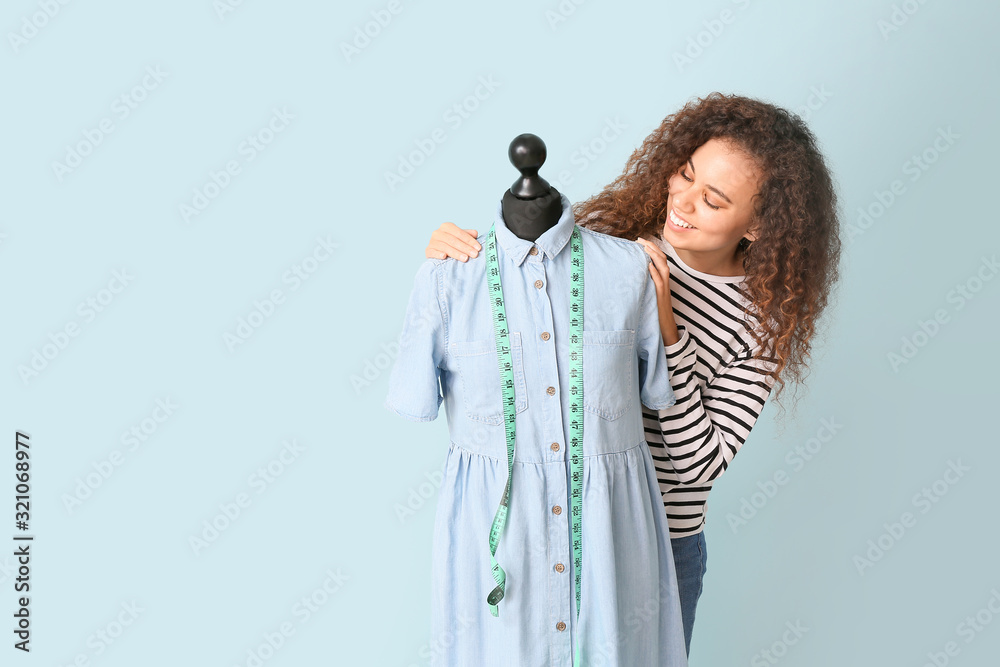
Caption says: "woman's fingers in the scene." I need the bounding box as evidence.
[648,262,664,290]
[637,237,670,277]
[427,236,471,261]
[426,225,482,262]
[439,222,480,252]
[636,238,669,283]
[426,223,480,261]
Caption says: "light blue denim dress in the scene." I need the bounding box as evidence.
[384,194,688,667]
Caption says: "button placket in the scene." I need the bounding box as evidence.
[524,249,572,661]
[528,256,564,460]
[549,478,572,655]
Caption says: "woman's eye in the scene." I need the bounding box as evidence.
[703,195,720,210]
[680,170,693,182]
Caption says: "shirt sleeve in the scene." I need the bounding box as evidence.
[636,257,676,410]
[652,328,777,485]
[383,259,447,421]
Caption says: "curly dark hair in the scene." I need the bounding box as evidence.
[575,92,842,421]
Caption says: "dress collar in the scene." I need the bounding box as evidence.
[492,192,575,267]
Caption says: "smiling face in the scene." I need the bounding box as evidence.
[661,138,763,265]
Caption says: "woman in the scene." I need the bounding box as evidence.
[423,92,842,655]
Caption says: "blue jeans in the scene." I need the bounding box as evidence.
[670,531,708,656]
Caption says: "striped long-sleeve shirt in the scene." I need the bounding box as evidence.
[642,235,779,536]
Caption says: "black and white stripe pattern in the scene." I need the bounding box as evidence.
[642,236,778,536]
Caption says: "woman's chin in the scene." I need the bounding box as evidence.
[661,226,692,249]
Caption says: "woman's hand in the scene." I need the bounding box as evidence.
[636,237,681,347]
[425,222,482,262]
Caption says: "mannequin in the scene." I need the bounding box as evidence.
[500,133,563,242]
[383,131,688,665]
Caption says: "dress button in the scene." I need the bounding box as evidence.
[554,562,565,573]
[556,621,566,631]
[534,279,543,289]
[529,246,538,255]
[546,386,556,396]
[550,442,560,452]
[540,331,550,341]
[552,505,562,515]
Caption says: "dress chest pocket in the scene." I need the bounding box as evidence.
[451,331,528,425]
[582,329,635,421]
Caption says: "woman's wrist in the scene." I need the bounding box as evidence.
[660,313,680,347]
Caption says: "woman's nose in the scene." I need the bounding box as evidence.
[672,187,695,213]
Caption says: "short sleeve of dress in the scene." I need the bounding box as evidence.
[384,259,447,421]
[636,256,676,410]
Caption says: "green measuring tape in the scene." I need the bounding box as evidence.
[484,224,584,666]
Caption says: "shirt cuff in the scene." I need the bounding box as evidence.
[642,394,677,411]
[383,398,438,422]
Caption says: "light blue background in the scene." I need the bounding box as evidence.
[2,1,998,665]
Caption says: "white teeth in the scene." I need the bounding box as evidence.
[670,210,694,228]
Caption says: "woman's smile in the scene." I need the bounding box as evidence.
[667,207,697,231]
